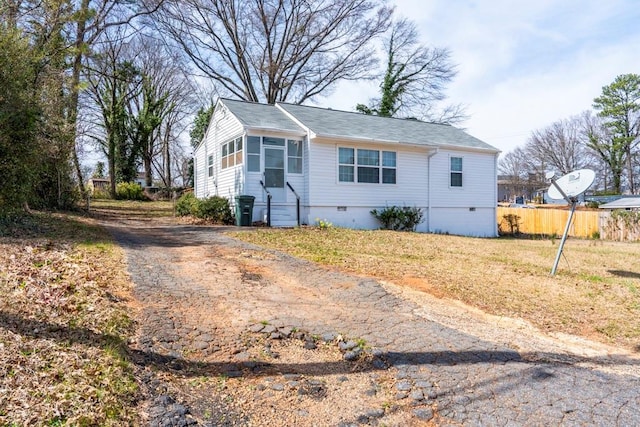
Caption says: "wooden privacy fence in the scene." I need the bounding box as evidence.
[497,207,602,238]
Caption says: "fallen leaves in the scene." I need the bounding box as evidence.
[0,212,138,426]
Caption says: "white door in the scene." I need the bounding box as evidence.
[264,146,286,202]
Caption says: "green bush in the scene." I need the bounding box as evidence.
[91,189,111,200]
[195,196,234,224]
[175,192,198,216]
[370,206,424,231]
[115,182,146,200]
[175,193,233,224]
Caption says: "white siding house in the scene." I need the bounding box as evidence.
[194,98,500,237]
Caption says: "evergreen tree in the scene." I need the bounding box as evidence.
[593,74,640,194]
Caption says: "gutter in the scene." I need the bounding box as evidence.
[313,133,438,149]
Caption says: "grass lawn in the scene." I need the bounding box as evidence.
[231,227,640,352]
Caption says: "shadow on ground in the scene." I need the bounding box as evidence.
[608,269,640,279]
[2,309,638,382]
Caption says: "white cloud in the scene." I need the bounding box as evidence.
[325,0,640,155]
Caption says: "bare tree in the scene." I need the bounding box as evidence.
[0,0,24,28]
[526,114,591,175]
[357,18,466,123]
[498,147,534,201]
[84,30,142,197]
[154,0,392,104]
[8,0,165,195]
[127,36,195,188]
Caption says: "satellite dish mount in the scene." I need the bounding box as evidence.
[547,169,595,275]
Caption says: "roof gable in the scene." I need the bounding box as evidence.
[219,98,304,134]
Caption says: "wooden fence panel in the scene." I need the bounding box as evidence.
[599,211,640,241]
[497,207,602,238]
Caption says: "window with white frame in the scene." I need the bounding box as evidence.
[247,136,260,172]
[450,156,463,187]
[338,147,355,182]
[207,154,214,177]
[287,140,303,173]
[338,147,396,184]
[221,136,243,169]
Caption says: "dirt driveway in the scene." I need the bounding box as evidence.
[104,216,640,426]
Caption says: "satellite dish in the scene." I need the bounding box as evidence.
[547,168,596,276]
[547,169,595,200]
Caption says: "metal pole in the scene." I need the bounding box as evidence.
[551,201,576,275]
[267,195,271,227]
[548,175,575,276]
[296,198,300,227]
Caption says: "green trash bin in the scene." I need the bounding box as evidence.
[234,195,255,226]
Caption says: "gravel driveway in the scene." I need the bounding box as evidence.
[107,219,640,426]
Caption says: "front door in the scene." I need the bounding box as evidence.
[264,146,286,202]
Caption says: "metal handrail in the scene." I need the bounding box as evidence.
[259,180,272,227]
[286,181,301,226]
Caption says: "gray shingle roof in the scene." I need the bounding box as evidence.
[277,103,499,152]
[220,98,304,133]
[220,98,498,152]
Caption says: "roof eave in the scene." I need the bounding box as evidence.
[246,126,307,137]
[435,143,501,154]
[312,133,438,148]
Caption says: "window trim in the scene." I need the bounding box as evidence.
[221,136,243,169]
[337,147,396,185]
[207,154,214,177]
[450,155,463,188]
[287,139,303,174]
[246,135,261,172]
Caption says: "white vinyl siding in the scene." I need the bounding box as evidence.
[310,142,424,207]
[430,150,496,209]
[196,105,244,198]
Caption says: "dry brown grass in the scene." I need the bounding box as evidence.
[232,227,640,352]
[0,212,139,425]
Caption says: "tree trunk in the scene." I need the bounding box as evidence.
[627,147,635,194]
[163,122,171,188]
[144,155,153,187]
[67,0,91,196]
[109,139,117,198]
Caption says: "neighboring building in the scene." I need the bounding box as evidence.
[87,178,109,194]
[194,98,500,237]
[87,172,147,195]
[498,173,546,203]
[599,197,640,210]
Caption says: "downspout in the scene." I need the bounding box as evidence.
[203,143,208,197]
[494,152,500,236]
[427,148,439,233]
[207,110,226,197]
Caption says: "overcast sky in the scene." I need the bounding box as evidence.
[322,0,640,156]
